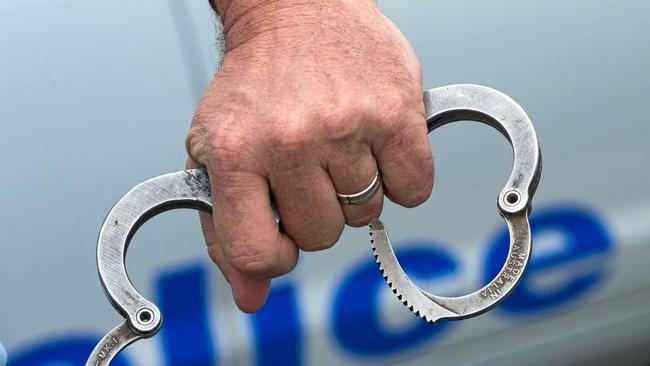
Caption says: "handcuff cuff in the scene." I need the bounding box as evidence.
[86,84,541,364]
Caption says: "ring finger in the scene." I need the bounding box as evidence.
[328,143,384,227]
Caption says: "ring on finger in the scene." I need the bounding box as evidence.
[336,172,382,205]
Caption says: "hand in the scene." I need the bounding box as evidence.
[186,0,433,312]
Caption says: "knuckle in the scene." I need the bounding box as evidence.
[206,129,251,171]
[226,242,277,275]
[388,170,432,208]
[295,221,344,252]
[269,123,312,154]
[397,185,432,208]
[390,173,433,209]
[318,108,359,141]
[185,127,203,161]
[187,105,260,173]
[186,112,212,162]
[387,119,428,157]
[373,95,415,127]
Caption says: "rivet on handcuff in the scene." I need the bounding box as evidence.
[87,84,541,364]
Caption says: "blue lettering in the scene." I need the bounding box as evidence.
[250,283,302,366]
[157,264,216,365]
[10,203,614,364]
[485,205,613,314]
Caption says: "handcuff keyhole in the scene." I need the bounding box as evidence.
[137,308,154,324]
[505,191,520,206]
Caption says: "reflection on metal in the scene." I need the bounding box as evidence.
[86,85,541,363]
[371,84,541,323]
[86,169,211,365]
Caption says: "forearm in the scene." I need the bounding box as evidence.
[210,0,377,51]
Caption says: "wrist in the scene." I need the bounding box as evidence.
[215,0,377,51]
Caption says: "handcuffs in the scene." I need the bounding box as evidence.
[87,84,541,364]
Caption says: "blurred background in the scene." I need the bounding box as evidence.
[1,0,649,365]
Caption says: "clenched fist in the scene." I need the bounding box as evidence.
[186,0,434,312]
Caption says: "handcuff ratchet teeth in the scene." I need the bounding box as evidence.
[87,84,541,364]
[371,84,541,323]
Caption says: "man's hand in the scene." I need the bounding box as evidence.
[186,0,433,312]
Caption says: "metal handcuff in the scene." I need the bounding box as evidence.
[87,84,541,364]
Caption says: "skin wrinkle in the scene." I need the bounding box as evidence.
[189,0,433,312]
[222,2,319,51]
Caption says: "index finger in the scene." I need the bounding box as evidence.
[207,168,299,278]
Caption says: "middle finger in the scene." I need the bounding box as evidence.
[270,163,345,252]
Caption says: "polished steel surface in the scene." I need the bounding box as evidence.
[86,321,142,366]
[87,169,212,364]
[87,84,541,363]
[371,84,541,323]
